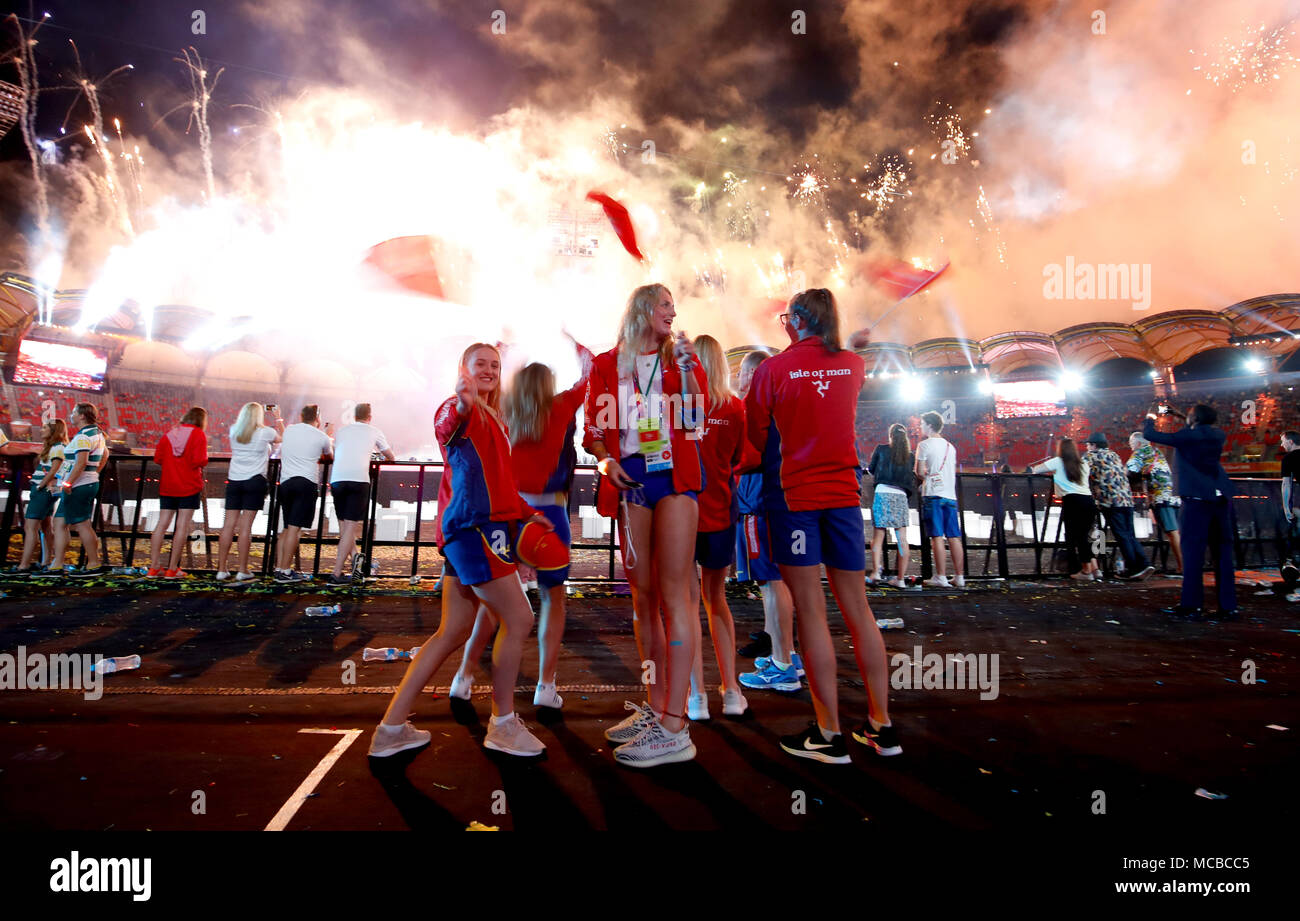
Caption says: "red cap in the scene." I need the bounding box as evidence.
[515,519,569,572]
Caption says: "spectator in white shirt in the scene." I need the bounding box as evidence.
[328,403,395,584]
[914,411,965,588]
[217,402,284,582]
[275,404,333,582]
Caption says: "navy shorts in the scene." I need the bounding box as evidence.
[531,503,572,588]
[225,475,267,512]
[279,476,319,529]
[768,506,867,571]
[331,481,370,522]
[55,482,100,525]
[735,513,781,582]
[695,523,736,570]
[441,521,517,587]
[618,454,697,510]
[923,497,962,538]
[160,492,201,511]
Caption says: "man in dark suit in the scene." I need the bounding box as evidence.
[1143,404,1237,620]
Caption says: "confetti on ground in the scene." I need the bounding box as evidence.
[466,821,499,831]
[1194,788,1228,800]
[979,768,992,774]
[1266,724,1288,731]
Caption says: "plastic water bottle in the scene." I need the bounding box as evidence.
[876,618,905,630]
[305,604,342,617]
[362,646,420,662]
[92,655,141,674]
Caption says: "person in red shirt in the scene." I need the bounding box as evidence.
[583,283,706,768]
[148,406,208,578]
[448,333,594,711]
[746,288,900,764]
[369,342,553,761]
[685,334,749,720]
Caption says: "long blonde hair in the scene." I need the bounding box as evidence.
[503,362,555,445]
[459,342,502,415]
[693,334,733,411]
[232,402,264,445]
[40,419,68,463]
[615,283,674,374]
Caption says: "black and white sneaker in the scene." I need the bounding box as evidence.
[68,565,109,579]
[326,574,353,586]
[273,568,297,583]
[30,567,63,578]
[779,723,851,764]
[851,720,903,756]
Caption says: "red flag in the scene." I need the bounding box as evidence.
[863,258,949,301]
[586,191,644,262]
[363,235,445,299]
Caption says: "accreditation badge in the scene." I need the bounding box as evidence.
[638,416,674,472]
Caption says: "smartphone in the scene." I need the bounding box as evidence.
[1158,403,1169,414]
[623,479,644,489]
[266,403,278,415]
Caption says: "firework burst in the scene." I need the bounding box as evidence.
[1192,22,1299,92]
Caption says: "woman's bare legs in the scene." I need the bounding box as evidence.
[452,603,497,687]
[381,575,479,725]
[700,566,738,693]
[621,504,666,713]
[474,575,536,718]
[167,509,196,571]
[762,579,795,663]
[826,566,891,729]
[651,494,699,734]
[537,585,565,686]
[149,510,177,570]
[779,563,840,732]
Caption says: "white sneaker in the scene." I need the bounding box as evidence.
[867,572,882,584]
[368,721,431,757]
[613,719,696,768]
[687,692,710,721]
[924,575,951,588]
[483,713,546,757]
[533,682,563,709]
[890,577,920,591]
[953,575,967,588]
[722,688,748,717]
[215,570,231,582]
[1071,572,1093,582]
[604,701,657,743]
[449,672,473,700]
[234,571,257,583]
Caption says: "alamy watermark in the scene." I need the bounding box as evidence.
[1042,256,1151,310]
[0,646,104,700]
[890,645,1000,700]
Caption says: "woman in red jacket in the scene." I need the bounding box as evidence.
[583,283,706,768]
[148,406,209,578]
[448,333,593,711]
[746,289,900,764]
[685,334,749,720]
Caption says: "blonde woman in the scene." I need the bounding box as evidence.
[17,419,68,573]
[686,334,749,720]
[216,402,284,581]
[369,342,553,760]
[449,333,593,710]
[583,284,706,767]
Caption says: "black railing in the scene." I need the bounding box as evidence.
[0,455,1289,582]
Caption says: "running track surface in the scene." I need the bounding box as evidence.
[0,575,1296,832]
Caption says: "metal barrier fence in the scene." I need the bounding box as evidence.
[0,455,1289,581]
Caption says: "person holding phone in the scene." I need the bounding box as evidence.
[582,284,707,767]
[217,402,283,582]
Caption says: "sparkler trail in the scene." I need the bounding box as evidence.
[177,46,223,202]
[60,41,135,237]
[6,13,51,268]
[1192,21,1299,93]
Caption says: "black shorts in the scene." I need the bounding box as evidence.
[331,481,370,522]
[225,475,268,512]
[279,476,319,529]
[160,492,201,511]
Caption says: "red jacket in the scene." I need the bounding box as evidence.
[434,396,536,547]
[744,336,865,511]
[154,425,208,497]
[583,346,707,517]
[509,344,594,496]
[697,395,747,531]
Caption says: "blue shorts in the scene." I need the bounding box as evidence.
[55,482,100,525]
[26,486,58,520]
[619,454,697,510]
[767,507,867,571]
[923,497,962,538]
[532,503,571,588]
[441,521,517,587]
[735,514,782,582]
[1153,504,1179,533]
[695,523,736,570]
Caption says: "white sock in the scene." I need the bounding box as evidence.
[379,722,403,733]
[772,657,791,670]
[491,712,514,726]
[819,725,837,742]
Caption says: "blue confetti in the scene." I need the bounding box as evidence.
[1156,681,1163,685]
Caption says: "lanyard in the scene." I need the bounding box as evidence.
[632,353,661,399]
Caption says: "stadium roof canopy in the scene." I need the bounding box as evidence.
[6,272,1300,379]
